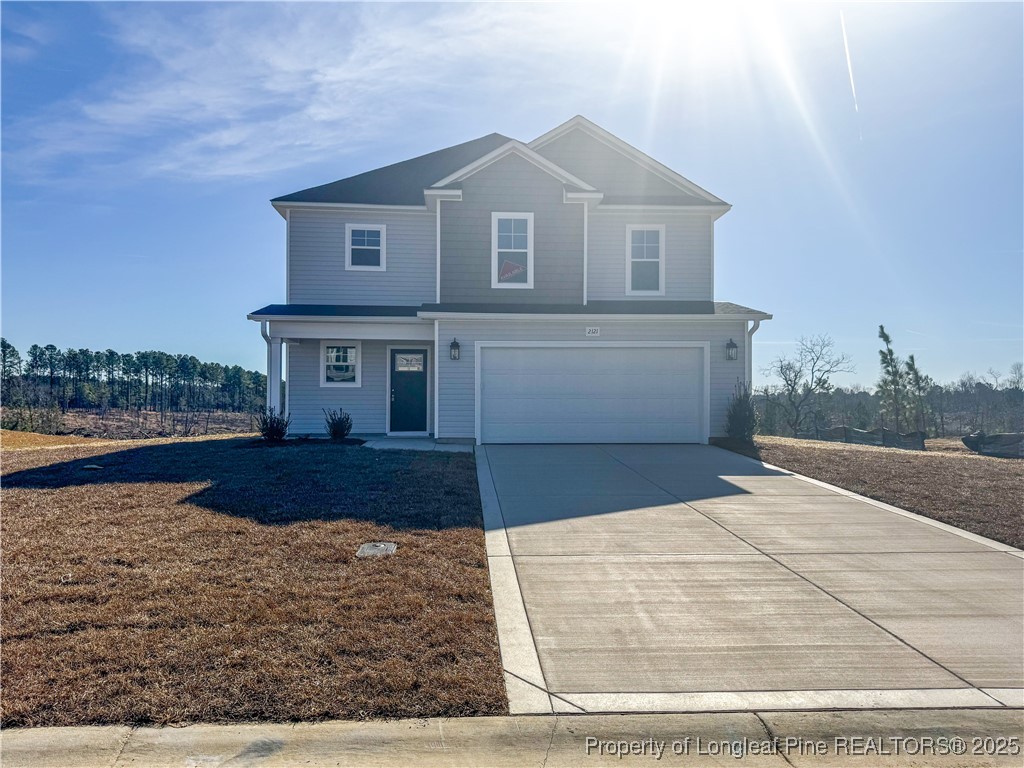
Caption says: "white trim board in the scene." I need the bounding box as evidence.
[472,341,711,446]
[430,140,596,191]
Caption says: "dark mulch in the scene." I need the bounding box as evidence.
[715,436,1024,549]
[1,436,506,727]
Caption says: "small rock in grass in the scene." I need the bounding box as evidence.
[356,542,397,558]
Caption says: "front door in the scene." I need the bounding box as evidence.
[389,348,428,433]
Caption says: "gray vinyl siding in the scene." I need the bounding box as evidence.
[436,319,747,440]
[439,153,584,304]
[535,128,699,202]
[286,339,433,436]
[588,209,715,301]
[288,208,435,305]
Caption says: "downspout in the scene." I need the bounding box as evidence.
[745,319,761,388]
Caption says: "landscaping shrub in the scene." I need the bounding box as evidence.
[255,407,290,442]
[725,382,759,443]
[323,407,353,440]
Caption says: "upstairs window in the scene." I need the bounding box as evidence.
[491,212,534,289]
[626,225,665,295]
[345,224,386,271]
[321,341,361,387]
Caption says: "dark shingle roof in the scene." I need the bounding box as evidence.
[418,301,770,316]
[249,302,770,319]
[272,134,512,206]
[247,305,421,318]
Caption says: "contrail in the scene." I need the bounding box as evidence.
[840,10,862,139]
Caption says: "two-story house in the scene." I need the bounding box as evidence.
[249,116,771,444]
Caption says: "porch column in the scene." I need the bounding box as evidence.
[266,336,283,414]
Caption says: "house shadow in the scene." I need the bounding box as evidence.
[480,442,792,532]
[2,437,483,530]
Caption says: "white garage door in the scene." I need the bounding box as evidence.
[479,345,704,444]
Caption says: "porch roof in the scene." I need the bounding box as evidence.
[248,304,421,320]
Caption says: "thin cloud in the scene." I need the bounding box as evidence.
[3,3,618,184]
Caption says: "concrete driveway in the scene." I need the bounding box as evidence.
[475,444,1024,714]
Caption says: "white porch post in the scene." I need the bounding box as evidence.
[263,322,283,414]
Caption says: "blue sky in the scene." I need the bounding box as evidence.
[2,1,1021,386]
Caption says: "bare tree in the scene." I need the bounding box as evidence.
[762,335,854,437]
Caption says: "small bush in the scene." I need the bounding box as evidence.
[725,382,759,443]
[323,408,353,440]
[255,408,290,442]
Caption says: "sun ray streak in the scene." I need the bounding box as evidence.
[840,10,863,140]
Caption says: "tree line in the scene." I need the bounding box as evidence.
[757,327,1022,438]
[0,338,266,419]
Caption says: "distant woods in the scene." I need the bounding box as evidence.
[0,338,266,432]
[758,329,1023,439]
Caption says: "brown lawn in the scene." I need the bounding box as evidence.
[718,436,1024,549]
[1,436,506,727]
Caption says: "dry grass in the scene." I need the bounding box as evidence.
[925,437,972,454]
[1,430,105,450]
[1,436,506,727]
[719,436,1024,549]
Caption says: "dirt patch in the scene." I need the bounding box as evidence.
[716,437,1023,549]
[1,436,506,727]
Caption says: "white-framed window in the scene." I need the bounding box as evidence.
[320,340,361,387]
[345,224,386,271]
[625,224,666,295]
[491,212,534,289]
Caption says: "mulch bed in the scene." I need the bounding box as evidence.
[716,436,1024,549]
[1,436,506,727]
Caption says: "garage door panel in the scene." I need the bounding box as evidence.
[480,346,704,444]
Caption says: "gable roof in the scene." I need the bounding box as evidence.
[271,117,728,209]
[428,140,597,191]
[529,116,728,206]
[272,133,512,206]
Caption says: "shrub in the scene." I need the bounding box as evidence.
[323,408,353,440]
[255,407,290,442]
[725,382,759,443]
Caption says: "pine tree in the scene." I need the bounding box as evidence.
[877,325,908,432]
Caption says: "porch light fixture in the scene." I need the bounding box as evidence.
[449,338,461,361]
[726,338,738,361]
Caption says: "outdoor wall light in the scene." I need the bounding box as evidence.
[449,338,461,361]
[726,338,738,361]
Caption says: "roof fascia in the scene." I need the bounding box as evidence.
[271,201,429,217]
[417,311,772,321]
[430,140,597,191]
[529,116,728,205]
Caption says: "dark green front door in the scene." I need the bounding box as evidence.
[390,348,428,433]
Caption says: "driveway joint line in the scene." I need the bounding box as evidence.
[754,713,796,767]
[595,445,1006,705]
[723,448,1021,555]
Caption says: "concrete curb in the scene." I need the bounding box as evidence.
[474,446,552,714]
[4,711,1023,768]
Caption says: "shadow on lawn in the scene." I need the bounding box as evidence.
[1,437,482,529]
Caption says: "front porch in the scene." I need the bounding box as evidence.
[250,307,436,439]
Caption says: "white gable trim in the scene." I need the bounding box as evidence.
[430,140,597,191]
[528,116,728,206]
